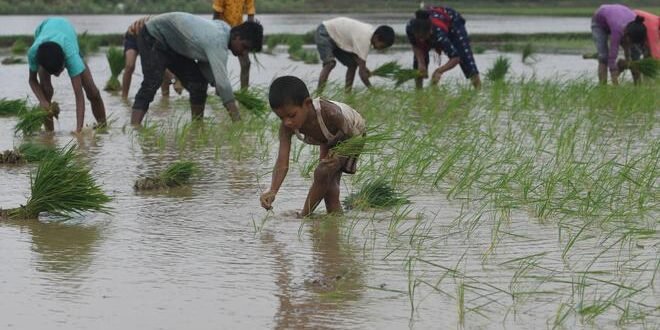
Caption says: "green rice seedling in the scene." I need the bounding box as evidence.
[394,69,422,86]
[343,178,410,210]
[234,89,269,117]
[134,161,196,191]
[286,38,319,64]
[486,56,510,82]
[1,56,26,65]
[14,102,60,136]
[329,131,395,157]
[0,98,28,116]
[77,31,100,58]
[0,142,57,164]
[629,58,659,79]
[18,142,57,162]
[370,61,402,78]
[104,46,125,91]
[521,43,536,63]
[11,38,28,55]
[1,145,112,220]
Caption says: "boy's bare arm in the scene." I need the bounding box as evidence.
[413,46,428,77]
[28,70,50,109]
[260,124,292,209]
[356,57,372,87]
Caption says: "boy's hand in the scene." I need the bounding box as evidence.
[431,70,443,84]
[418,66,428,79]
[39,101,50,111]
[260,190,277,210]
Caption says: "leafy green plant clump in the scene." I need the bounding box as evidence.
[0,98,28,116]
[14,102,60,136]
[234,89,269,117]
[134,161,196,191]
[1,145,112,220]
[486,56,511,82]
[104,46,125,91]
[0,142,57,164]
[343,178,410,210]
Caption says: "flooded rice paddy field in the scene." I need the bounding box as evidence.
[0,50,658,329]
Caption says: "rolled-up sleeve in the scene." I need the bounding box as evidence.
[206,50,234,104]
[245,0,256,15]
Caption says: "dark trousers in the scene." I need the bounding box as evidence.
[132,26,209,112]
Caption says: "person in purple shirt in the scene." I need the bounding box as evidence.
[591,4,647,85]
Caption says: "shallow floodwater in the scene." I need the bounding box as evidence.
[0,13,591,36]
[0,50,657,329]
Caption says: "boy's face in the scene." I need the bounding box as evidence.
[230,36,250,56]
[42,65,65,77]
[372,37,389,50]
[273,98,311,130]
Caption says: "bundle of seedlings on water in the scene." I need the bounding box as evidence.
[371,61,403,78]
[1,57,25,65]
[77,31,100,58]
[521,43,536,63]
[14,102,60,136]
[134,161,196,191]
[104,47,125,91]
[343,178,410,210]
[0,98,28,116]
[234,89,268,117]
[486,56,511,82]
[0,145,112,220]
[0,142,57,164]
[287,39,319,64]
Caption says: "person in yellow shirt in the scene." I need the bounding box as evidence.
[213,0,256,89]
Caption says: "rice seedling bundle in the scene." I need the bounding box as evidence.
[0,98,28,116]
[104,47,125,91]
[287,39,319,64]
[343,178,410,210]
[77,31,100,58]
[521,43,535,63]
[629,58,659,79]
[14,102,60,135]
[394,69,422,86]
[371,61,403,78]
[0,142,55,164]
[1,145,112,220]
[234,89,269,117]
[486,56,511,82]
[11,39,28,55]
[1,56,26,65]
[329,131,394,157]
[134,161,196,191]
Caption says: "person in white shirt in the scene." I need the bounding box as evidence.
[315,17,395,93]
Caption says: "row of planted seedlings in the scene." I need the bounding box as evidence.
[303,77,658,327]
[121,68,658,327]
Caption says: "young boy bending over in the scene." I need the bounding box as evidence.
[260,76,366,217]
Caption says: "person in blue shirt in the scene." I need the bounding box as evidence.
[407,7,481,89]
[27,17,107,133]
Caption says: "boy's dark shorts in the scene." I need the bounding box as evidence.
[123,32,138,53]
[315,24,358,68]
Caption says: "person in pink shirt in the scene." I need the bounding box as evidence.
[591,4,647,85]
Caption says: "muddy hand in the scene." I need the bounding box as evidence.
[260,191,276,210]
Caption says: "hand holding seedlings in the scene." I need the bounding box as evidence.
[260,190,276,210]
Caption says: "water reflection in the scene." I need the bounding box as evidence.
[265,218,364,329]
[4,219,101,276]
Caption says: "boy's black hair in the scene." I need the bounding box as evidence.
[626,16,647,45]
[268,76,310,109]
[36,42,65,74]
[373,25,395,47]
[410,10,432,38]
[230,21,264,52]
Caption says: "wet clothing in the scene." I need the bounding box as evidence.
[132,12,234,112]
[294,98,366,174]
[406,6,479,79]
[321,17,375,62]
[213,0,255,27]
[591,4,637,71]
[28,17,85,77]
[634,10,660,59]
[132,25,209,111]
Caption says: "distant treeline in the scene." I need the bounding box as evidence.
[0,0,658,15]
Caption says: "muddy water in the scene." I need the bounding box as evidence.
[0,14,591,36]
[0,52,657,329]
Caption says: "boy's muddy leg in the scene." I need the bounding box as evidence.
[345,65,357,93]
[160,70,173,96]
[300,157,342,217]
[239,53,251,89]
[122,49,138,99]
[80,66,107,127]
[317,60,336,92]
[38,69,55,131]
[471,74,482,89]
[323,172,343,214]
[190,104,205,121]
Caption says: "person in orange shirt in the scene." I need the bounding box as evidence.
[213,0,256,89]
[633,10,659,59]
